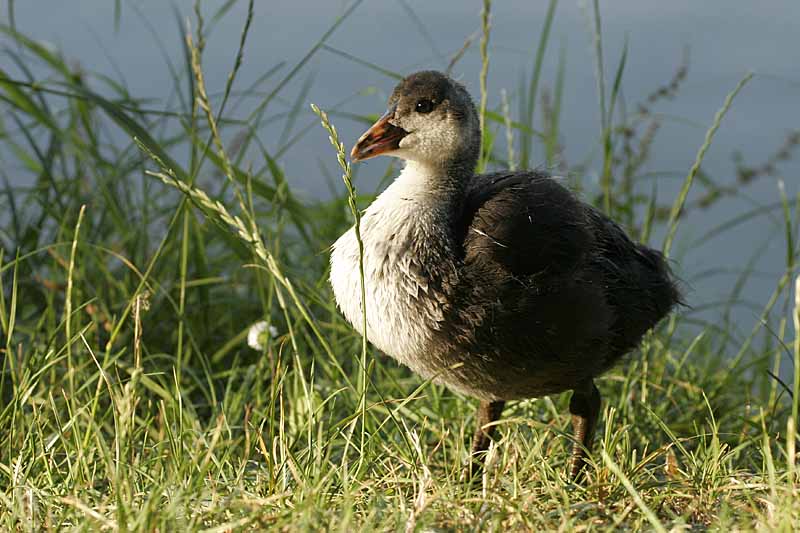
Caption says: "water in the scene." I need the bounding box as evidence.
[3,0,799,337]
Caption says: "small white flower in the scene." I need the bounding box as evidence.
[247,321,278,350]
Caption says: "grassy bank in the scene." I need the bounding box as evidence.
[2,1,800,530]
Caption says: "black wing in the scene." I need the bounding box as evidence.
[457,171,593,281]
[444,171,679,395]
[451,172,614,382]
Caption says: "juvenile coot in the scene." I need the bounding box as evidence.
[330,71,681,479]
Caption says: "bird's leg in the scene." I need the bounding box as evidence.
[568,380,601,480]
[466,400,505,480]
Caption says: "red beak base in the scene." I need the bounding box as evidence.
[350,106,408,161]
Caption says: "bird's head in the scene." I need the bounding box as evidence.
[351,71,480,172]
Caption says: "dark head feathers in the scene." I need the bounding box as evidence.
[389,71,474,121]
[390,71,452,105]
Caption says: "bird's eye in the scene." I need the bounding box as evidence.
[415,99,435,114]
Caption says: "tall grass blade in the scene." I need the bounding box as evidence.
[477,0,491,173]
[311,103,370,466]
[520,0,557,170]
[793,276,800,448]
[662,73,752,257]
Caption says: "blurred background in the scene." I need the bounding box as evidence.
[3,0,799,335]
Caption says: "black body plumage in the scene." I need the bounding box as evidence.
[336,70,682,479]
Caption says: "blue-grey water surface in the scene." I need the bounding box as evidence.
[3,1,799,342]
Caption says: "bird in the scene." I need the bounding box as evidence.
[329,70,681,480]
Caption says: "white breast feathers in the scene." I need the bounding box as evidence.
[329,163,452,376]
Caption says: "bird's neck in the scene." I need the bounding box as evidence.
[377,159,470,215]
[359,160,466,257]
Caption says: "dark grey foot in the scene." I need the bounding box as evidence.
[465,400,505,480]
[568,380,601,481]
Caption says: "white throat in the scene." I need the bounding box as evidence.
[375,160,438,203]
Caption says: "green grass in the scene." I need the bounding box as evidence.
[2,1,800,530]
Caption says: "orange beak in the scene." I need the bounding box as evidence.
[350,105,408,161]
